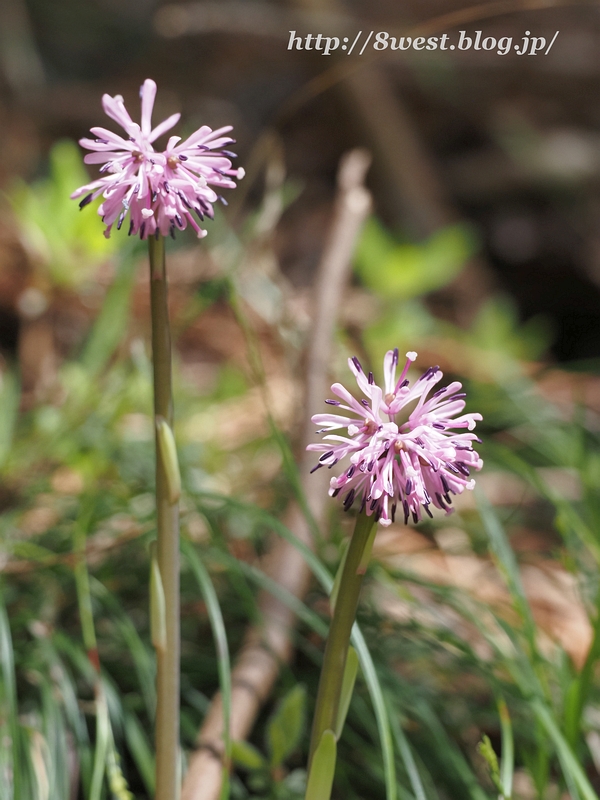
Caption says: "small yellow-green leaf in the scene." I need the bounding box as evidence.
[267,684,306,769]
[335,647,359,740]
[149,548,166,654]
[305,730,337,800]
[156,417,181,504]
[231,740,268,772]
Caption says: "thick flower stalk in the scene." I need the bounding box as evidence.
[71,79,244,239]
[308,349,483,526]
[304,350,482,800]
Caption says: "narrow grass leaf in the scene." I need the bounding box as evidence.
[182,540,232,800]
[124,710,156,795]
[388,706,428,800]
[532,699,598,800]
[0,594,21,800]
[498,698,514,800]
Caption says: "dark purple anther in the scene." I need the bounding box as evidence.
[352,356,363,373]
[343,488,356,510]
[319,451,334,463]
[179,154,188,161]
[325,399,341,406]
[433,423,445,430]
[393,348,399,364]
[310,464,323,474]
[405,479,413,495]
[79,193,94,209]
[368,372,374,385]
[403,500,410,524]
[423,504,433,518]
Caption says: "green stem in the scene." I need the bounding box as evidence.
[308,512,376,768]
[149,235,180,800]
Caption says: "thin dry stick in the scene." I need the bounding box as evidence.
[181,148,372,800]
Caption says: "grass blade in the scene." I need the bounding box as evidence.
[182,539,233,800]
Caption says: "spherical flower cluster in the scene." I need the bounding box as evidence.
[307,350,483,526]
[71,79,244,240]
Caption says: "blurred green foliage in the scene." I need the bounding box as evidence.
[355,218,477,300]
[1,149,600,800]
[8,140,117,288]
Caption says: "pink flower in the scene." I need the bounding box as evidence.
[307,350,483,526]
[71,79,244,240]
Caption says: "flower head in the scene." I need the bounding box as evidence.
[308,350,483,526]
[71,79,244,239]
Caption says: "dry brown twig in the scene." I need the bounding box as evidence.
[181,148,372,800]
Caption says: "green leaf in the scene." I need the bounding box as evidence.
[355,218,476,300]
[267,684,307,769]
[305,730,336,800]
[231,739,268,772]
